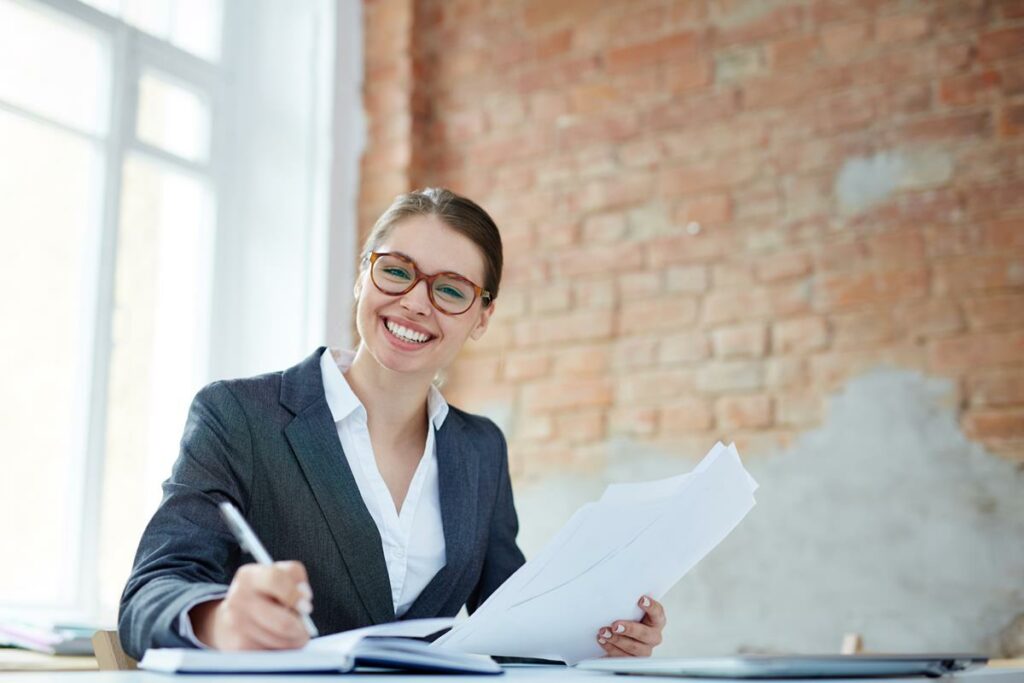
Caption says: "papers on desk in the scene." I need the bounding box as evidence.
[139,617,501,675]
[433,442,758,664]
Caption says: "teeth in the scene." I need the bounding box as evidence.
[385,319,431,344]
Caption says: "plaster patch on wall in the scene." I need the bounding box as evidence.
[835,149,953,215]
[513,369,1024,655]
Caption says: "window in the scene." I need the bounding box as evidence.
[0,0,340,625]
[0,0,221,620]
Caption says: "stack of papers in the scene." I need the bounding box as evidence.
[433,442,758,664]
[139,618,500,675]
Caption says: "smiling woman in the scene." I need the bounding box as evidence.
[117,188,667,660]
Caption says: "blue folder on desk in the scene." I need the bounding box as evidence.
[576,654,988,679]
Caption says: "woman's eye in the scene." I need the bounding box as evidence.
[438,286,466,299]
[384,267,411,279]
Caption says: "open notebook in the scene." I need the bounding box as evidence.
[139,618,501,675]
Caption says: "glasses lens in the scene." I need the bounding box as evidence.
[373,254,415,293]
[433,275,475,314]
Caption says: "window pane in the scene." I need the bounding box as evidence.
[170,0,223,62]
[0,0,109,134]
[97,155,215,614]
[0,110,103,607]
[81,0,222,62]
[136,71,211,163]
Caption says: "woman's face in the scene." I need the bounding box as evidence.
[354,214,496,379]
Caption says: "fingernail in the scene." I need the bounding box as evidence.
[297,599,313,615]
[598,638,607,645]
[641,596,651,607]
[298,582,313,599]
[602,629,612,639]
[615,624,625,634]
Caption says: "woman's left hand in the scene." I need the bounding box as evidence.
[596,595,666,657]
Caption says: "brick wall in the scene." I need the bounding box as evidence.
[359,0,1024,478]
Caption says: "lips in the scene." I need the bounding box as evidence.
[380,316,437,349]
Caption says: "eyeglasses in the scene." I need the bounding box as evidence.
[366,251,492,316]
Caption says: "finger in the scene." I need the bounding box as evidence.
[238,597,309,649]
[610,620,662,647]
[601,640,633,658]
[607,632,653,657]
[250,562,313,612]
[638,595,667,629]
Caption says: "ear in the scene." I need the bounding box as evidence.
[469,301,496,341]
[353,276,362,300]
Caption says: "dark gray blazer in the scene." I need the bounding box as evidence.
[118,347,525,660]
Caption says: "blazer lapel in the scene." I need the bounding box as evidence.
[402,412,480,619]
[281,348,395,625]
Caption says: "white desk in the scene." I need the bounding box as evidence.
[1,664,1022,683]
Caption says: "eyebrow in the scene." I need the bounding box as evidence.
[386,250,475,282]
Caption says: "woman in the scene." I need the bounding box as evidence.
[118,188,666,660]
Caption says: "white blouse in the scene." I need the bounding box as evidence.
[319,347,448,617]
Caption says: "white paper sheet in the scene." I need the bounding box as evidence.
[432,442,757,664]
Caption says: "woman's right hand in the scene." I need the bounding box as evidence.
[191,561,314,650]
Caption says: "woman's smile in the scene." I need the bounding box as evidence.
[380,315,438,350]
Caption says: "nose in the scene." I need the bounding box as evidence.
[399,279,433,316]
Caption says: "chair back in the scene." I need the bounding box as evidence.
[91,630,137,671]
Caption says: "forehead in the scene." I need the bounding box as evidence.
[379,214,487,282]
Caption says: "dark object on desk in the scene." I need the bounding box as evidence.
[576,654,988,679]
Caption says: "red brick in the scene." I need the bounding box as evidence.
[618,296,700,334]
[666,265,709,293]
[766,356,809,389]
[608,406,659,437]
[605,31,700,73]
[617,369,696,406]
[553,243,645,278]
[716,394,773,430]
[666,58,714,92]
[929,331,1024,371]
[521,377,613,413]
[831,309,895,349]
[815,268,929,310]
[963,409,1024,440]
[999,102,1024,137]
[659,331,711,363]
[696,360,764,393]
[894,299,965,339]
[820,22,871,62]
[648,229,738,268]
[712,262,756,289]
[618,272,663,298]
[553,345,611,378]
[898,112,992,142]
[768,34,819,68]
[756,251,812,282]
[712,323,768,358]
[659,158,758,196]
[963,294,1024,330]
[581,213,627,243]
[978,26,1024,61]
[968,369,1024,407]
[773,316,830,353]
[529,283,573,313]
[661,399,715,434]
[514,413,554,442]
[933,255,1024,294]
[573,280,617,310]
[866,230,927,266]
[613,335,661,371]
[939,70,1002,106]
[774,392,824,427]
[716,5,804,45]
[675,195,733,224]
[555,410,606,444]
[504,351,550,381]
[876,13,930,43]
[703,287,770,325]
[513,310,615,347]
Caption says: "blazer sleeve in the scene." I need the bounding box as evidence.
[466,425,526,613]
[117,381,253,660]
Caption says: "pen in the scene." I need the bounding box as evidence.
[218,501,319,638]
